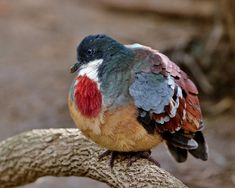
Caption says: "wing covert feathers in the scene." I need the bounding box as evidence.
[129,45,208,162]
[130,45,203,134]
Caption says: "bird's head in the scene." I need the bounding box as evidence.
[70,35,134,118]
[70,34,133,77]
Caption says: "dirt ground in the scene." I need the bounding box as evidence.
[0,0,235,187]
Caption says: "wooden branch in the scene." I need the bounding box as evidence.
[0,128,187,188]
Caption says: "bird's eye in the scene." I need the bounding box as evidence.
[87,49,93,55]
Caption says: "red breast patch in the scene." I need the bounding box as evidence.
[74,75,102,118]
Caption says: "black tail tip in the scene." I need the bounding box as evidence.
[166,131,208,162]
[189,131,208,161]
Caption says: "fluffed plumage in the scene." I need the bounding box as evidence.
[68,34,208,164]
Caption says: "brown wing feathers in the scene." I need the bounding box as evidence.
[131,47,208,161]
[149,50,203,134]
[150,50,208,161]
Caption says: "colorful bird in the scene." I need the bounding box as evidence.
[68,34,208,167]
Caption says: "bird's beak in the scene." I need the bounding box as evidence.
[70,62,82,73]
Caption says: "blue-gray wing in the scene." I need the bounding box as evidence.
[129,72,175,114]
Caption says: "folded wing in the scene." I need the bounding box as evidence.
[128,45,208,162]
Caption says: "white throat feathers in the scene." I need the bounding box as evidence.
[77,59,103,84]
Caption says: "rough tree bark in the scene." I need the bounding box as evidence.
[0,128,187,188]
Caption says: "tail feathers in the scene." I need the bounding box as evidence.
[162,131,198,150]
[188,131,208,161]
[166,142,188,163]
[165,131,208,162]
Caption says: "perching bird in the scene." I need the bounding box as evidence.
[68,34,208,167]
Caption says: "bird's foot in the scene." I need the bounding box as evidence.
[98,150,112,160]
[98,150,118,167]
[98,150,160,168]
[126,151,160,167]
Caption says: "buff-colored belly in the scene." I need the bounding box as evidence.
[68,99,162,152]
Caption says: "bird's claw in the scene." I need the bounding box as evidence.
[98,150,160,168]
[98,150,111,160]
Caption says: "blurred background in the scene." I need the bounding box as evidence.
[0,0,235,187]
